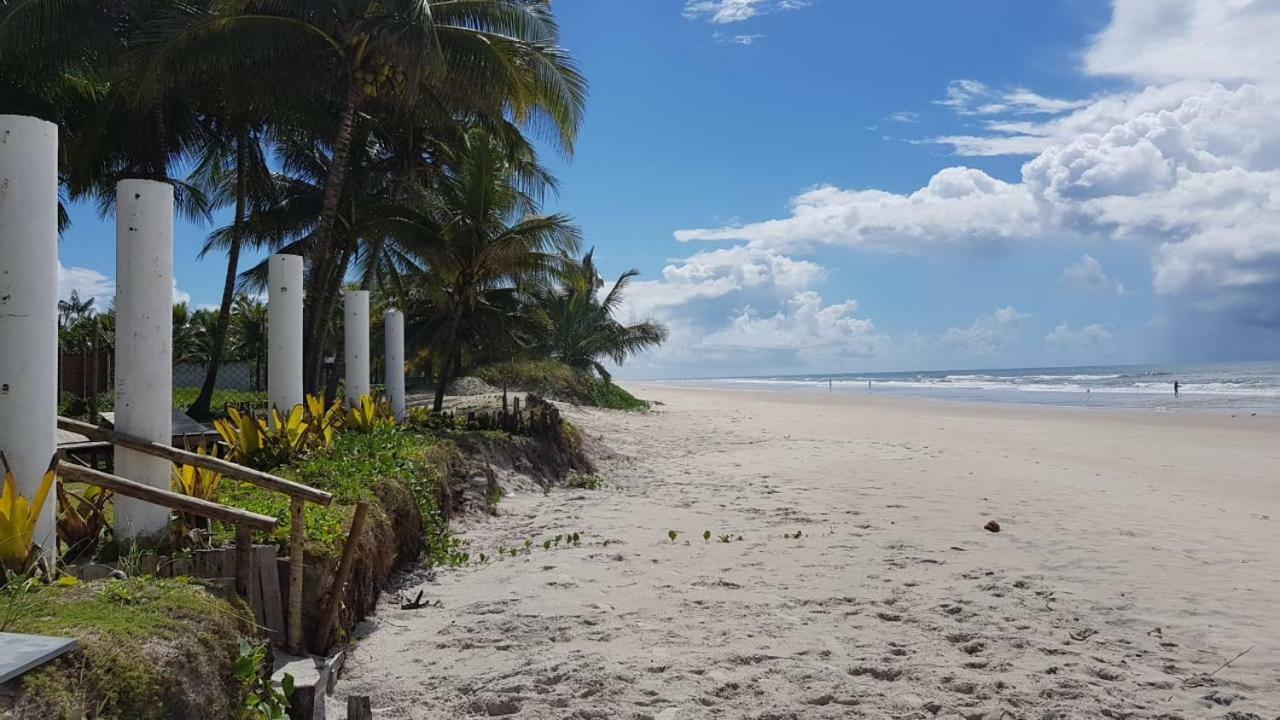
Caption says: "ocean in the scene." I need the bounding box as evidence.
[671,362,1280,415]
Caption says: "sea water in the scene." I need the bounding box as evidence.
[676,362,1280,415]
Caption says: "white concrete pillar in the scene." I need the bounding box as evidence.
[343,290,370,405]
[384,308,406,421]
[0,115,59,563]
[268,254,304,412]
[113,179,174,547]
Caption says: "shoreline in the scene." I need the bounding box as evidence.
[334,384,1280,718]
[638,377,1280,417]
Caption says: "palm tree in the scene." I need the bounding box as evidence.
[58,291,97,328]
[160,0,587,392]
[230,295,269,391]
[533,250,668,382]
[395,128,580,410]
[187,126,275,419]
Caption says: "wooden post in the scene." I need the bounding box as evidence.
[347,696,372,720]
[287,497,306,655]
[88,322,100,425]
[315,502,369,652]
[236,525,253,598]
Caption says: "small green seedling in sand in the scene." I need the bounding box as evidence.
[737,535,744,541]
[718,534,733,543]
[668,530,678,543]
[524,539,533,552]
[782,530,803,539]
[554,534,563,546]
[478,553,487,564]
[543,539,552,551]
[572,532,581,545]
[703,530,711,542]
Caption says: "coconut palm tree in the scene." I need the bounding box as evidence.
[394,128,580,410]
[158,0,587,392]
[533,250,668,382]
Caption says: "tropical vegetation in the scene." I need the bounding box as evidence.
[3,0,664,416]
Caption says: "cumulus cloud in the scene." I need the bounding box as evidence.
[683,0,809,24]
[58,262,114,306]
[1085,0,1280,83]
[1045,322,1115,349]
[56,262,193,308]
[678,79,1280,341]
[675,167,1042,254]
[1060,255,1124,295]
[703,291,887,360]
[941,307,1030,355]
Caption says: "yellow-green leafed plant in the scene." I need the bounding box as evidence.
[0,452,57,573]
[346,394,396,433]
[268,405,311,455]
[305,393,344,448]
[57,483,112,561]
[171,444,223,501]
[214,406,264,463]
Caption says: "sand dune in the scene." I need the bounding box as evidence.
[333,385,1280,719]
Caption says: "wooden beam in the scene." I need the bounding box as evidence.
[57,462,277,532]
[58,416,332,505]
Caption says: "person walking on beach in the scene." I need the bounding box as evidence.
[1174,380,1180,397]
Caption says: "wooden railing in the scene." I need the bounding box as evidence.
[58,416,334,654]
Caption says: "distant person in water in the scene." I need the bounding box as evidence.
[1174,380,1180,397]
[828,379,832,393]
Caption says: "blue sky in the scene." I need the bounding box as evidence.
[57,1,1280,377]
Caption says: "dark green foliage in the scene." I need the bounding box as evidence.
[474,360,650,410]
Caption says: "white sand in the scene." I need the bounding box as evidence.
[333,385,1280,719]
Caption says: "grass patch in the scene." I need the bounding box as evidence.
[216,427,459,565]
[473,360,649,411]
[7,576,256,719]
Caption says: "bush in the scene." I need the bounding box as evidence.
[473,360,648,411]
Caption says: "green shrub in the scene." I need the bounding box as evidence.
[473,360,648,411]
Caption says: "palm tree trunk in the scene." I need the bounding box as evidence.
[189,136,248,420]
[304,82,363,393]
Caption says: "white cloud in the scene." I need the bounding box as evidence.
[941,307,1029,355]
[675,167,1042,254]
[683,0,809,24]
[58,262,114,306]
[1046,322,1115,349]
[679,78,1280,337]
[713,32,764,45]
[56,262,193,308]
[887,111,919,124]
[1060,255,1124,295]
[1085,0,1280,83]
[937,79,1091,117]
[703,291,887,360]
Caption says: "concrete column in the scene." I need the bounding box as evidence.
[0,115,59,563]
[384,308,406,421]
[113,179,174,548]
[343,290,370,405]
[268,254,304,412]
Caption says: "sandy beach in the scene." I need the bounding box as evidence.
[333,385,1280,719]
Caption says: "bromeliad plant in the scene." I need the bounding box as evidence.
[345,394,396,433]
[57,483,112,562]
[0,452,57,573]
[172,444,224,537]
[305,393,345,447]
